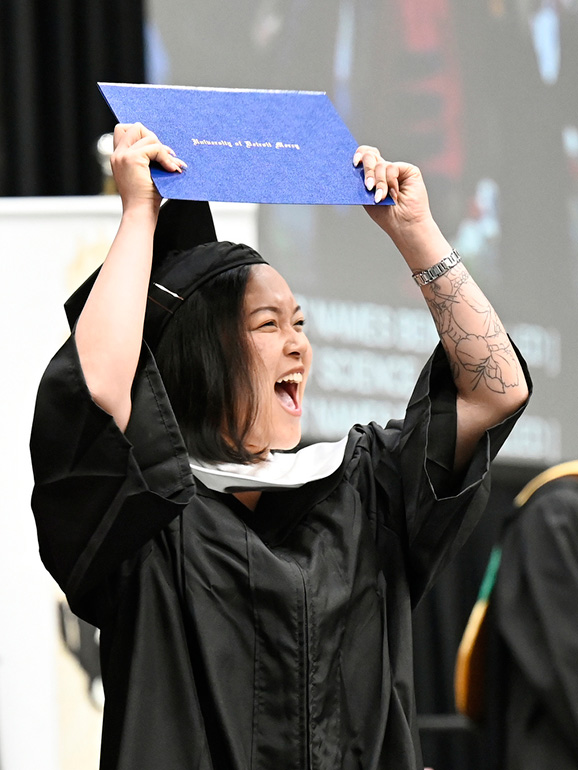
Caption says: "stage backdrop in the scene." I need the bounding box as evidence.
[146,0,578,467]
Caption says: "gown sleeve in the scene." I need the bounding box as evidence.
[494,478,578,761]
[349,342,531,607]
[29,334,195,614]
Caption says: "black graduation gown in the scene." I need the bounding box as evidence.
[489,477,578,770]
[29,336,526,770]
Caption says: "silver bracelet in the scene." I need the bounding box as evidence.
[412,248,462,286]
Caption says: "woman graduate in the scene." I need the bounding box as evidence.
[30,123,529,770]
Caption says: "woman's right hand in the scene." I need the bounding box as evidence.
[110,123,186,212]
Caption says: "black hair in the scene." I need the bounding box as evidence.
[154,263,265,465]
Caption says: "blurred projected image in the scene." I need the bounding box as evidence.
[147,0,578,462]
[453,178,501,289]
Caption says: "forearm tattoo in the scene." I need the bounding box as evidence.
[422,264,520,394]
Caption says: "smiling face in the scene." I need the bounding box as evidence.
[243,264,312,453]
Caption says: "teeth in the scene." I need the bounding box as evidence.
[276,372,303,384]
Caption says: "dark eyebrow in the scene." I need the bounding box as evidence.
[249,305,302,316]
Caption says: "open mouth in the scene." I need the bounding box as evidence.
[274,372,303,414]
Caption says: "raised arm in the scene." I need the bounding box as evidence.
[75,123,186,431]
[355,147,529,471]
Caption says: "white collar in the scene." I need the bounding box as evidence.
[190,436,348,493]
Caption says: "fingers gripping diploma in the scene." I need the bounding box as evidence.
[352,146,436,245]
[353,145,398,204]
[111,123,187,208]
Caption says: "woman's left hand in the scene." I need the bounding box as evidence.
[354,146,431,232]
[353,145,451,269]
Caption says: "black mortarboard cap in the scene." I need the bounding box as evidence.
[64,199,267,351]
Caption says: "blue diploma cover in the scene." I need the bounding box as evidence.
[98,83,392,206]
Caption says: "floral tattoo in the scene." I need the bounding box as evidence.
[422,265,520,394]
